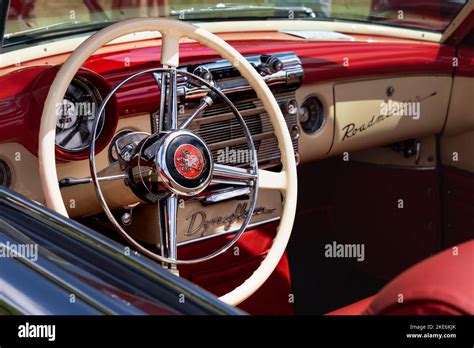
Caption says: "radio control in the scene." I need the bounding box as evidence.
[260,55,284,74]
[267,57,283,73]
[181,52,303,99]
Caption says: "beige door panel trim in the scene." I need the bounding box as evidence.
[440,75,474,173]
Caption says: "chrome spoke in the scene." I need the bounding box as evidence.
[212,163,257,187]
[167,68,178,130]
[210,178,254,187]
[158,194,179,275]
[58,173,128,188]
[155,68,179,132]
[157,65,168,132]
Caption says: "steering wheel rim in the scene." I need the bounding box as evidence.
[39,18,297,306]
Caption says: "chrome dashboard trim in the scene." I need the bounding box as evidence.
[169,52,303,99]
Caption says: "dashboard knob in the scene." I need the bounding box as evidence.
[193,66,213,83]
[202,71,212,82]
[270,58,283,72]
[121,212,132,226]
[260,55,283,75]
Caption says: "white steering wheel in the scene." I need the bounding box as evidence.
[39,18,297,306]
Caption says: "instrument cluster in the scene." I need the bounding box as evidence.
[55,77,105,153]
[54,70,118,161]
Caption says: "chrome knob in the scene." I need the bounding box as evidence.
[269,58,283,72]
[121,212,132,226]
[193,66,213,83]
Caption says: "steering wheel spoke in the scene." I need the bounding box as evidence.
[160,32,180,68]
[156,67,179,132]
[212,163,257,187]
[258,169,287,192]
[158,193,179,275]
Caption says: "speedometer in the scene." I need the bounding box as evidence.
[55,77,105,153]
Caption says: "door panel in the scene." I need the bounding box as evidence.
[442,166,474,246]
[440,38,474,247]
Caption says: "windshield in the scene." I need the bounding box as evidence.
[3,0,469,40]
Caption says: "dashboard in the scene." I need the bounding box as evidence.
[0,29,461,246]
[61,52,303,246]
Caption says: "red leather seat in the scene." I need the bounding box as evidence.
[328,240,474,315]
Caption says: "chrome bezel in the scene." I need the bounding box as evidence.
[55,77,105,153]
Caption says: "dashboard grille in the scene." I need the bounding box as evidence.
[178,92,298,167]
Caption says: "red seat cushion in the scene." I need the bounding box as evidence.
[366,240,474,315]
[326,296,375,315]
[327,240,474,315]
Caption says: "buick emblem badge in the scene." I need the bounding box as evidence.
[174,144,205,179]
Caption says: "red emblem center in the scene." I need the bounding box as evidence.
[174,144,205,179]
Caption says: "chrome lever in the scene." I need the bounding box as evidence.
[202,187,251,204]
[59,173,128,188]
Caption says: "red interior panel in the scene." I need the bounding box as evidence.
[178,222,293,315]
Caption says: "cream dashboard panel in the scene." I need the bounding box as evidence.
[297,76,452,162]
[58,114,152,217]
[0,143,44,204]
[328,76,452,156]
[0,114,152,215]
[57,114,151,178]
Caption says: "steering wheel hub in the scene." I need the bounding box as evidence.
[156,131,213,196]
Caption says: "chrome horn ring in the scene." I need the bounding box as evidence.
[89,67,259,265]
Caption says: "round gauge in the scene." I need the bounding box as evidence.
[299,97,325,134]
[55,77,105,153]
